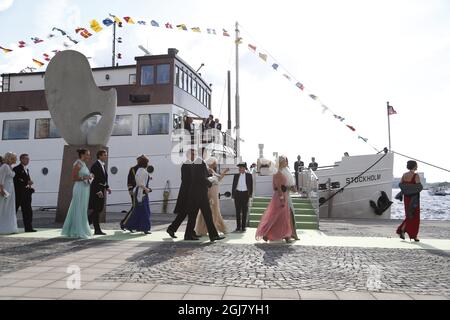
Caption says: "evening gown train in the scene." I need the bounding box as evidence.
[61,160,92,239]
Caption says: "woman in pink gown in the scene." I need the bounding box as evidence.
[256,156,293,243]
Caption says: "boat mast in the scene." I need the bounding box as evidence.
[235,21,241,161]
[112,21,117,67]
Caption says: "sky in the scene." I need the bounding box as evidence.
[1,0,449,182]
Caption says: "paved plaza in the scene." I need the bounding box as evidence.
[0,211,449,300]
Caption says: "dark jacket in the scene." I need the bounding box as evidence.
[13,164,34,201]
[173,163,193,214]
[187,160,212,208]
[127,165,140,192]
[232,173,253,199]
[294,161,304,173]
[90,160,109,195]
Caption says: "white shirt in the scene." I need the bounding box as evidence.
[97,160,106,176]
[237,173,248,192]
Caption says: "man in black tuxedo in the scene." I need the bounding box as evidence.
[232,162,253,232]
[167,149,198,240]
[187,156,225,242]
[294,155,304,192]
[88,150,111,235]
[13,154,36,232]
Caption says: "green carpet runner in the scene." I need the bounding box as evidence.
[249,195,319,230]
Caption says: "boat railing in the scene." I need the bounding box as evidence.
[297,169,319,217]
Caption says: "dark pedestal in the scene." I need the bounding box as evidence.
[56,145,109,223]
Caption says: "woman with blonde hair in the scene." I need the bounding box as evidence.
[0,152,19,234]
[256,156,294,243]
[195,157,229,236]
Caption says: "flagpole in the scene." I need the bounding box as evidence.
[235,21,241,161]
[112,21,116,67]
[387,101,391,151]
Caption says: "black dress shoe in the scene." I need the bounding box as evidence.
[94,231,107,236]
[143,231,151,235]
[242,228,247,232]
[234,228,241,233]
[210,236,225,242]
[25,229,37,233]
[166,229,177,239]
[120,224,126,231]
[184,236,200,241]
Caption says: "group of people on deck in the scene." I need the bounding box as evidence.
[0,149,424,244]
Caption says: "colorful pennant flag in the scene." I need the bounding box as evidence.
[207,28,216,35]
[103,18,114,27]
[191,27,201,33]
[66,35,78,44]
[346,125,356,132]
[43,53,50,61]
[177,24,187,31]
[138,20,147,25]
[75,28,92,39]
[283,74,291,80]
[90,20,103,32]
[321,105,329,114]
[0,46,13,53]
[165,22,173,29]
[18,41,26,48]
[47,34,56,39]
[32,59,44,67]
[295,82,304,91]
[31,37,44,44]
[388,105,397,115]
[248,44,256,52]
[259,53,268,61]
[109,14,122,24]
[151,20,160,27]
[272,63,279,70]
[309,94,318,100]
[223,29,230,37]
[124,16,135,24]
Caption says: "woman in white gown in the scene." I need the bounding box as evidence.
[0,152,18,235]
[195,157,229,236]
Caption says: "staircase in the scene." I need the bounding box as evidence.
[248,195,319,230]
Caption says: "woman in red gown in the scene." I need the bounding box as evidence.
[396,160,421,242]
[256,156,293,243]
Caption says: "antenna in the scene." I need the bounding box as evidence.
[138,45,151,56]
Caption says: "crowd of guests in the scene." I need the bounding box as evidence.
[0,149,424,243]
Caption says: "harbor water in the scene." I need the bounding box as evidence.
[391,189,450,220]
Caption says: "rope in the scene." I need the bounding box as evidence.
[391,150,450,173]
[318,148,389,207]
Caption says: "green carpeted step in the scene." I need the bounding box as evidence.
[249,220,318,229]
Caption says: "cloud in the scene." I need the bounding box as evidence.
[0,0,14,12]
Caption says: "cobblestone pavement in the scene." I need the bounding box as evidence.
[99,242,450,297]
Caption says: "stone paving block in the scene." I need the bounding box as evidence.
[408,294,448,300]
[45,280,86,289]
[100,291,146,300]
[298,290,339,300]
[372,292,413,300]
[0,287,36,297]
[20,267,54,274]
[222,295,261,300]
[24,288,70,299]
[0,278,19,287]
[262,289,300,299]
[141,292,184,300]
[115,283,156,292]
[1,272,38,280]
[225,287,262,298]
[32,272,69,281]
[152,284,191,294]
[183,294,223,300]
[61,289,110,300]
[334,291,376,300]
[188,285,226,295]
[13,279,57,288]
[82,281,122,290]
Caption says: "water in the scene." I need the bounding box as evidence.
[391,189,450,220]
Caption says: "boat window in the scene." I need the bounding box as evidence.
[140,65,154,85]
[2,119,30,140]
[193,80,197,99]
[175,66,180,87]
[157,64,170,84]
[129,74,136,85]
[184,71,189,92]
[35,118,61,139]
[112,115,133,136]
[138,113,170,135]
[188,75,193,94]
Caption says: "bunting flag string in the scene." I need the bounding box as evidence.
[0,14,382,151]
